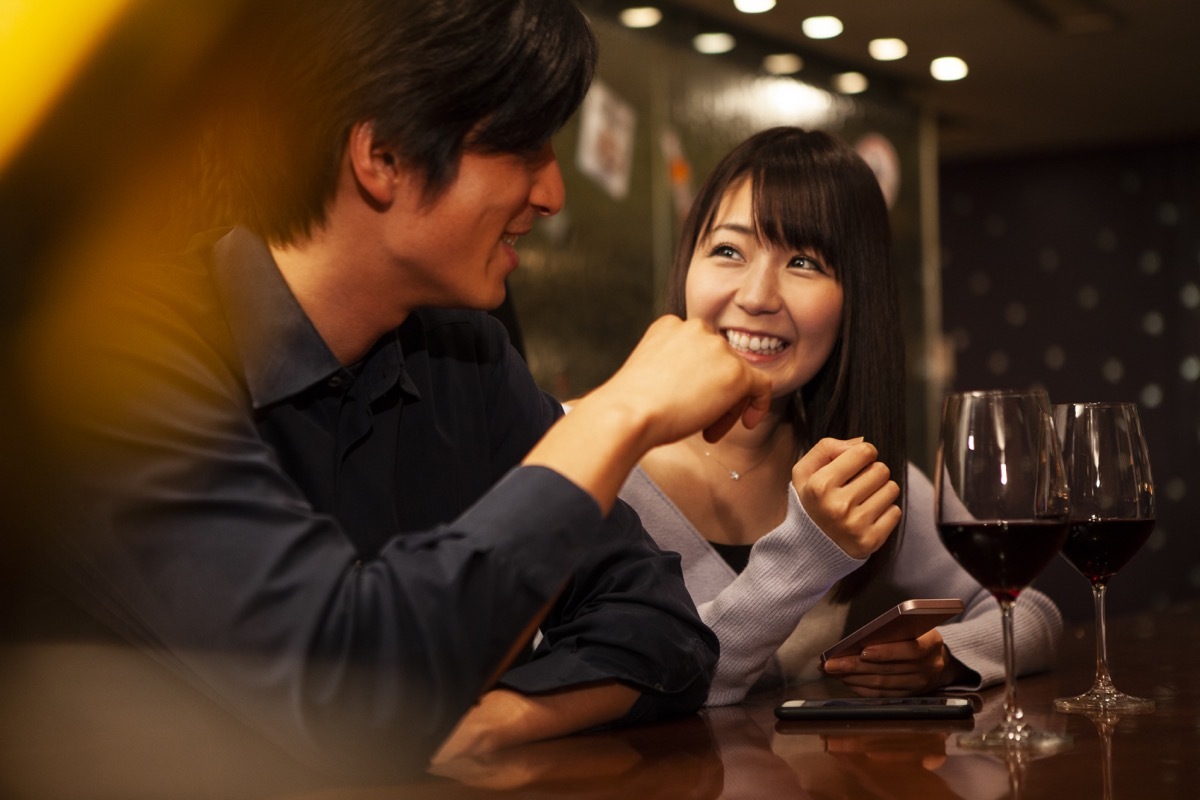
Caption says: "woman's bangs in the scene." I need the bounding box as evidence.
[750,164,837,273]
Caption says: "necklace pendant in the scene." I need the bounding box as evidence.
[729,470,740,481]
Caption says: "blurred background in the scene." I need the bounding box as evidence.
[526,0,1200,623]
[1,0,1197,624]
[1,1,1197,795]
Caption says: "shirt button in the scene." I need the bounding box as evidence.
[326,375,344,389]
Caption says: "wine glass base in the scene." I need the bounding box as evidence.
[957,725,1073,755]
[1054,689,1155,714]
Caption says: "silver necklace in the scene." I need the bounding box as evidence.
[698,444,773,482]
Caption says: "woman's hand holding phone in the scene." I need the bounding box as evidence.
[821,629,970,696]
[819,599,970,696]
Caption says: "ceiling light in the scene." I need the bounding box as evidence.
[801,16,843,39]
[618,7,663,28]
[762,53,804,75]
[734,0,776,12]
[930,56,969,81]
[868,38,908,61]
[693,32,736,54]
[832,71,869,94]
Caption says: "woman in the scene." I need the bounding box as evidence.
[621,127,1061,705]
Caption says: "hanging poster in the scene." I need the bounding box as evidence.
[576,79,636,200]
[855,132,901,208]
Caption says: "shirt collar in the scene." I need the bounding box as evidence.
[211,226,344,409]
[356,328,417,403]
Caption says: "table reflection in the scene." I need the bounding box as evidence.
[771,717,1011,799]
[319,712,726,799]
[1084,710,1120,800]
[5,608,1199,798]
[1064,705,1153,800]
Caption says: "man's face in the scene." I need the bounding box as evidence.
[388,142,564,311]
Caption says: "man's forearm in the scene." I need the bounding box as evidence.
[430,682,639,765]
[521,395,650,515]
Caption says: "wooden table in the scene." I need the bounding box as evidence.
[356,605,1200,799]
[4,605,1198,799]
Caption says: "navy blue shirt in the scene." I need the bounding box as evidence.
[27,226,717,776]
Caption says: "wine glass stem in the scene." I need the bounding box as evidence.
[1000,599,1025,732]
[1091,582,1117,693]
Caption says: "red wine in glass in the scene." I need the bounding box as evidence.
[1053,402,1157,714]
[935,389,1072,754]
[1061,518,1155,586]
[939,520,1069,604]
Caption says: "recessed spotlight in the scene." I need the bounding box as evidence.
[931,56,969,81]
[832,71,868,94]
[618,7,662,28]
[762,53,804,75]
[693,32,736,54]
[802,16,843,39]
[868,38,908,61]
[734,0,776,12]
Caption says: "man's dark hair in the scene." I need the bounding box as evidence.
[216,0,597,245]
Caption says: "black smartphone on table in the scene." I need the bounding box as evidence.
[774,697,974,722]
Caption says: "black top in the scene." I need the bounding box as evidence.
[709,541,754,573]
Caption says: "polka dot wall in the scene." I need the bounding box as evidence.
[939,142,1200,622]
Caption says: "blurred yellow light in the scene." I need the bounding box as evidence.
[693,32,736,54]
[931,56,969,81]
[762,53,804,75]
[832,71,868,94]
[619,7,663,28]
[801,16,843,39]
[868,38,908,61]
[0,0,133,170]
[734,0,776,12]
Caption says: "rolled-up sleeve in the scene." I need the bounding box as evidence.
[500,496,719,724]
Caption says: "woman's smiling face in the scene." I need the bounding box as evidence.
[684,178,844,398]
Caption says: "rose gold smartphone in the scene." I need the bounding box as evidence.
[820,598,964,662]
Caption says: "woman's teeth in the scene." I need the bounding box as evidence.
[725,330,786,354]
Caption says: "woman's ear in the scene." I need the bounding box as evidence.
[346,120,398,207]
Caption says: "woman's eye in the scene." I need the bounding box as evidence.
[709,244,740,259]
[789,255,827,272]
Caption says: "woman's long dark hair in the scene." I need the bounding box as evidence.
[665,127,906,601]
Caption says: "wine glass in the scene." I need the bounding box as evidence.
[935,389,1072,752]
[1053,402,1156,713]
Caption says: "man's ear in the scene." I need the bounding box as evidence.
[346,120,399,207]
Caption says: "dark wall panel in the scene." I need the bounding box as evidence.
[940,142,1200,619]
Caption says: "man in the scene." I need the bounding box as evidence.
[17,0,770,779]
